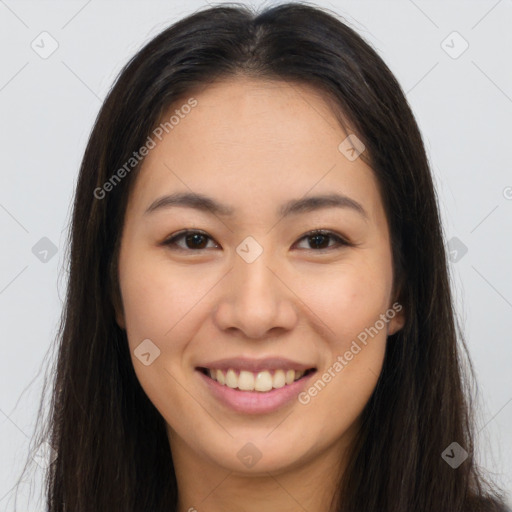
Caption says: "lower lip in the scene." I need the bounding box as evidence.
[197,370,316,415]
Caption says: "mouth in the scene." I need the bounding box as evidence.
[195,357,318,414]
[197,367,317,393]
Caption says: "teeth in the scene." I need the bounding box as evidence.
[226,369,238,389]
[238,371,255,391]
[255,371,273,392]
[206,368,309,392]
[215,369,225,385]
[273,369,286,389]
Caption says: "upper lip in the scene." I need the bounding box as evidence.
[196,357,316,373]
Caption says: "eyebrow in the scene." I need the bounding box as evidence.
[144,191,368,220]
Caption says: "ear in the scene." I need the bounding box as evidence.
[115,304,126,330]
[387,273,405,336]
[387,302,405,336]
[109,249,126,330]
[111,282,126,330]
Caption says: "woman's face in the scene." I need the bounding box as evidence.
[116,77,404,476]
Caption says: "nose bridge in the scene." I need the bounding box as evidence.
[213,237,297,338]
[233,232,276,286]
[233,239,279,310]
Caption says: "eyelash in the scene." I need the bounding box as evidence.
[162,229,352,253]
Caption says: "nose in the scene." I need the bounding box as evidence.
[212,248,298,339]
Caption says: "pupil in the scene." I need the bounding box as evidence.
[187,233,207,249]
[310,234,328,249]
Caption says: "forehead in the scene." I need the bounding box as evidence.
[166,77,346,153]
[126,77,381,223]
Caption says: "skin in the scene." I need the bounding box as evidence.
[115,76,405,512]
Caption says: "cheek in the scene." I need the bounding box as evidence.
[119,249,200,345]
[297,254,392,419]
[118,251,202,418]
[301,257,393,344]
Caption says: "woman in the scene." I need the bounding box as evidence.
[15,2,509,511]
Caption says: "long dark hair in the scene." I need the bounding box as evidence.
[12,2,509,511]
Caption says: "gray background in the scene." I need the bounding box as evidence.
[0,0,511,509]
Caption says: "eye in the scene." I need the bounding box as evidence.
[294,230,352,251]
[162,229,351,252]
[162,230,219,251]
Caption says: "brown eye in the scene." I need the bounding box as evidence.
[163,230,218,251]
[162,229,351,253]
[294,230,351,251]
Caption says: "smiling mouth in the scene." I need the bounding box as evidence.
[198,367,317,392]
